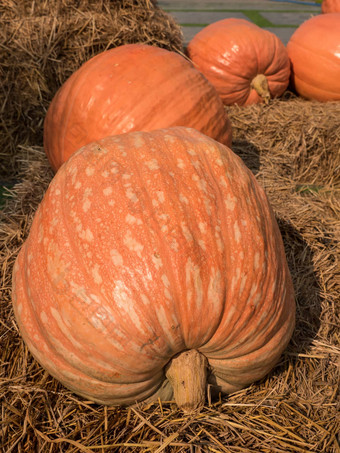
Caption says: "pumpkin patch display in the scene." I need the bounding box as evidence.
[12,127,295,412]
[43,44,232,172]
[186,18,290,106]
[322,0,340,13]
[287,13,340,101]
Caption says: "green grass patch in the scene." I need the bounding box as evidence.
[295,184,325,195]
[242,10,274,27]
[0,184,15,210]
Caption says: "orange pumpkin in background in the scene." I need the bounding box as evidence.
[187,18,290,106]
[43,44,232,172]
[13,127,295,412]
[322,0,340,13]
[287,13,340,102]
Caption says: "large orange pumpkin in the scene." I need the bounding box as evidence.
[43,44,232,172]
[187,18,290,106]
[13,127,295,411]
[287,14,340,101]
[322,0,340,13]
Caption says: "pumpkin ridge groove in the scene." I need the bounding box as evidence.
[40,165,164,382]
[15,212,83,371]
[125,135,186,355]
[190,142,228,345]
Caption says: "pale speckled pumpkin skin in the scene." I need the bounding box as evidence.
[12,127,295,405]
[187,19,290,106]
[43,44,232,172]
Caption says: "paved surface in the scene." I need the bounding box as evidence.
[171,11,247,24]
[261,11,316,24]
[159,0,321,45]
[160,0,321,10]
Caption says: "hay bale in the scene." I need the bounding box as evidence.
[227,92,340,188]
[0,0,183,180]
[227,94,340,355]
[1,95,339,452]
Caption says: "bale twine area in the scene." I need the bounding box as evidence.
[1,93,339,452]
[0,0,183,181]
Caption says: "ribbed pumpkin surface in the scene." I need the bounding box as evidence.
[43,44,232,172]
[322,0,340,13]
[287,13,340,101]
[13,127,295,405]
[187,18,290,106]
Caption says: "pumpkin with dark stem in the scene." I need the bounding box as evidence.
[43,43,232,172]
[187,18,290,106]
[287,13,340,101]
[12,127,295,412]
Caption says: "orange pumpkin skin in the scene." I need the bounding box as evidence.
[43,44,232,172]
[187,19,290,106]
[322,0,340,13]
[287,14,340,101]
[13,127,295,405]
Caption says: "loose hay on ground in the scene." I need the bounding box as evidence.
[0,0,183,181]
[1,96,339,451]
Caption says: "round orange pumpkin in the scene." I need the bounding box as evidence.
[187,18,290,106]
[13,127,295,411]
[43,44,232,172]
[322,0,340,13]
[287,14,340,101]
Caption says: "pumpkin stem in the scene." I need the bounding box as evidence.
[165,349,208,413]
[251,74,271,104]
